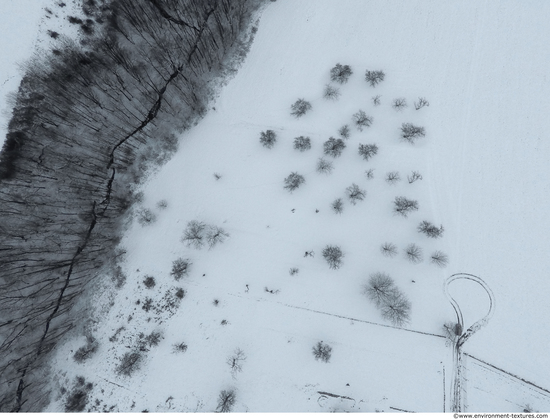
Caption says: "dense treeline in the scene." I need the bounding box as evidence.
[0,0,264,411]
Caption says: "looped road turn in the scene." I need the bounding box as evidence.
[444,273,495,412]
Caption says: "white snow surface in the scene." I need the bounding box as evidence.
[34,0,550,413]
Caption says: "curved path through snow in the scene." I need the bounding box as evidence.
[444,273,495,412]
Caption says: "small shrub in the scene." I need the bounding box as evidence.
[260,130,277,149]
[380,242,397,257]
[392,97,407,111]
[141,297,154,312]
[323,137,346,158]
[293,136,311,151]
[172,342,188,353]
[170,258,192,280]
[372,95,381,106]
[365,169,375,179]
[156,199,168,210]
[404,243,423,263]
[116,351,143,376]
[323,84,341,100]
[182,220,207,249]
[322,245,343,269]
[289,267,299,276]
[227,348,246,377]
[290,98,312,118]
[206,225,230,249]
[137,208,157,226]
[217,390,236,413]
[358,143,378,161]
[431,251,449,267]
[312,341,332,362]
[65,389,88,412]
[331,198,344,214]
[353,110,373,131]
[385,171,400,185]
[143,276,156,289]
[338,124,350,139]
[365,70,385,87]
[316,158,334,174]
[393,196,419,217]
[418,221,444,238]
[175,287,186,299]
[346,183,366,205]
[213,299,220,306]
[400,123,425,144]
[414,97,429,110]
[284,172,305,192]
[213,173,222,180]
[330,63,353,84]
[443,322,462,346]
[407,171,423,184]
[73,335,99,364]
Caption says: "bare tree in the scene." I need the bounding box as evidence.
[346,183,366,205]
[290,98,312,118]
[316,158,334,174]
[323,84,340,100]
[216,390,236,413]
[323,137,346,158]
[338,124,350,139]
[364,272,396,307]
[417,221,444,238]
[137,208,157,226]
[385,171,400,185]
[380,242,397,257]
[284,172,305,192]
[414,97,429,110]
[322,245,343,269]
[294,136,311,151]
[353,110,373,131]
[312,341,332,362]
[226,348,246,377]
[393,196,419,217]
[400,123,425,144]
[182,220,207,249]
[392,97,407,111]
[170,258,191,280]
[330,63,353,84]
[365,70,385,87]
[404,243,423,263]
[431,251,449,267]
[380,290,411,326]
[372,95,381,106]
[358,143,378,161]
[407,171,422,184]
[260,130,277,148]
[206,225,230,249]
[331,198,344,214]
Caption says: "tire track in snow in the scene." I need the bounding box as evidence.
[444,272,495,412]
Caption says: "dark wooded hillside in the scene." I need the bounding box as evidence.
[0,0,264,411]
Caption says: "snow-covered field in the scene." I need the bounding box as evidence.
[4,0,550,413]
